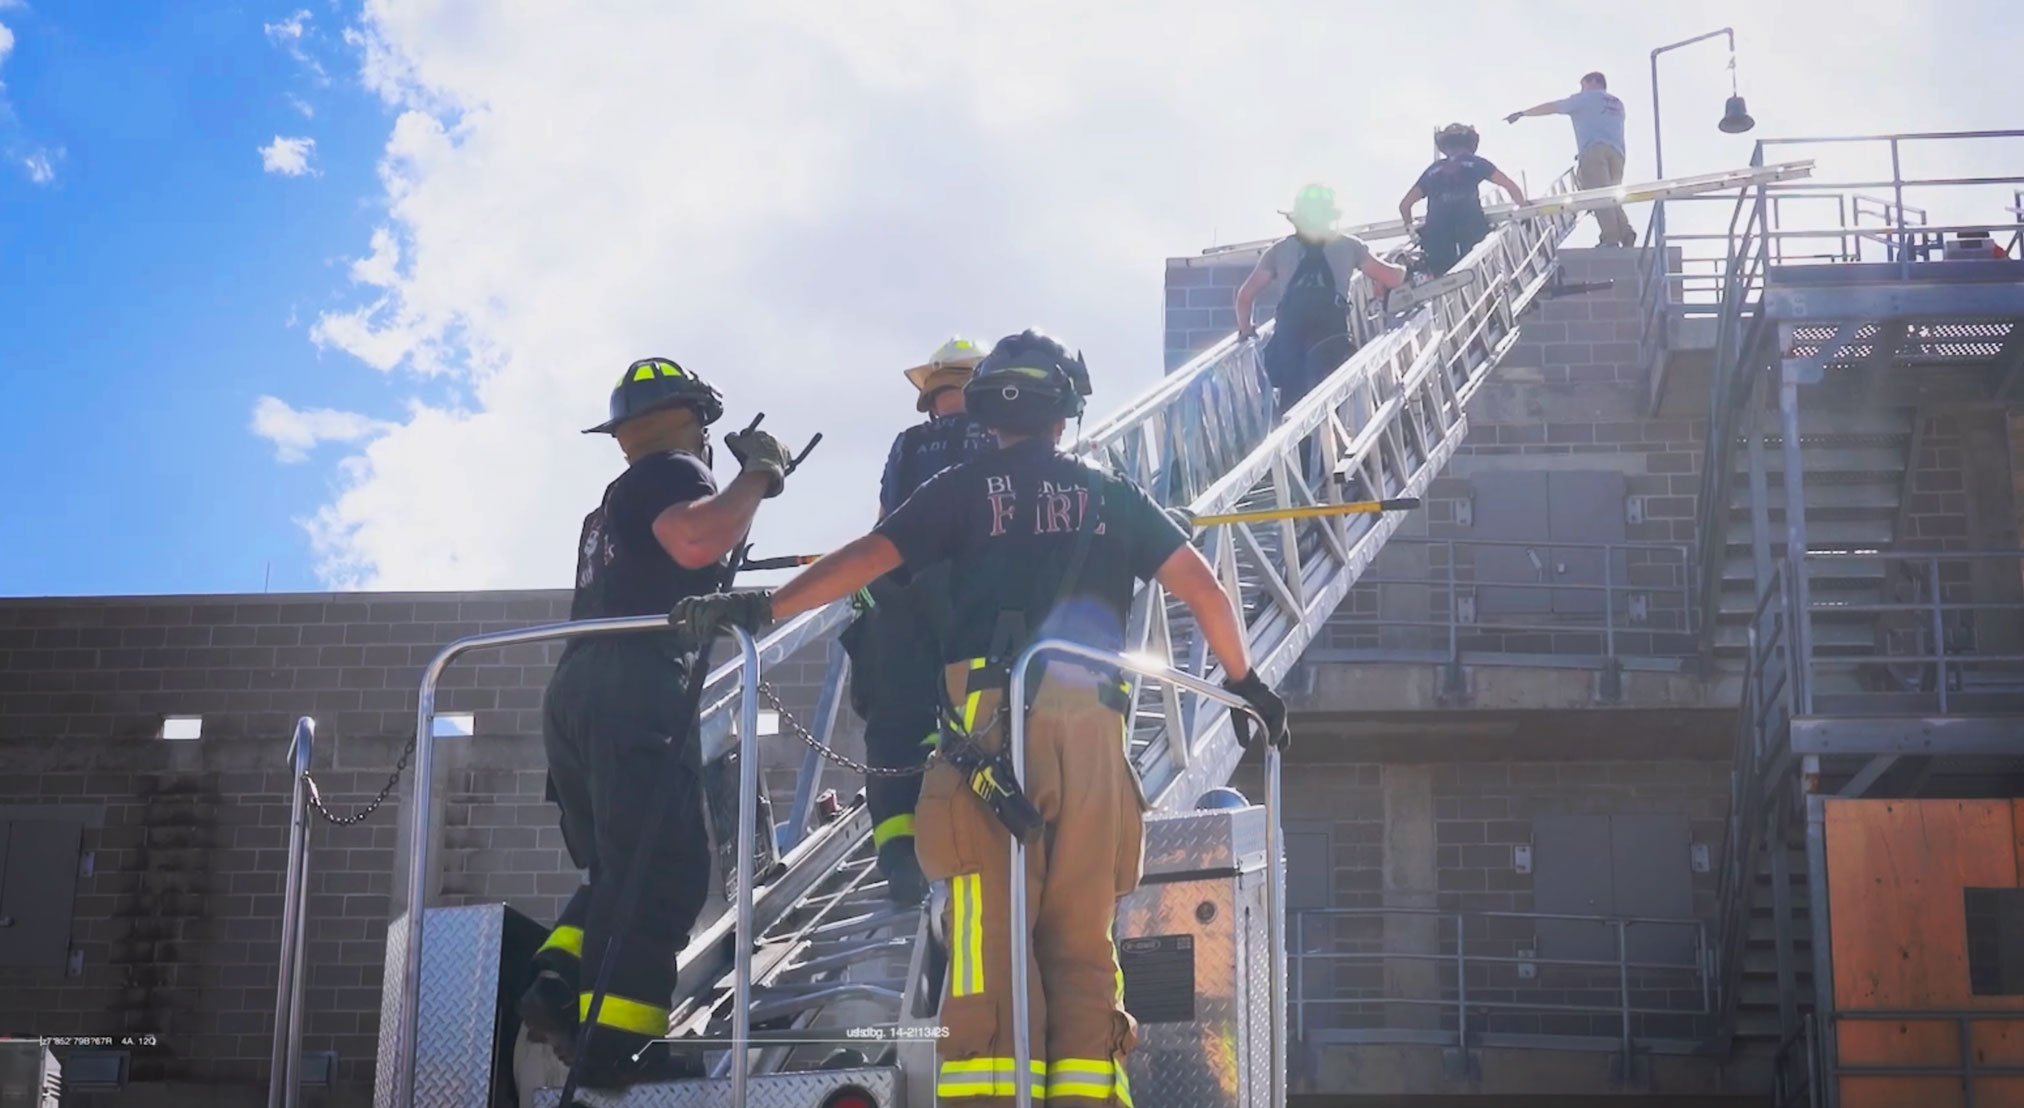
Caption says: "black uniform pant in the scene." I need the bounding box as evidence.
[851,569,950,855]
[1263,326,1355,414]
[1419,212,1490,277]
[532,639,712,1047]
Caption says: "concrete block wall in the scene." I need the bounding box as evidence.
[1297,249,1705,663]
[0,592,844,1105]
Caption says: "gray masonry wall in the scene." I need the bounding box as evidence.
[0,592,846,1106]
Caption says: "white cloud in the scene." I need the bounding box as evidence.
[265,9,330,84]
[21,147,51,183]
[288,94,315,119]
[250,396,393,463]
[278,0,2014,591]
[259,135,318,176]
[0,21,13,68]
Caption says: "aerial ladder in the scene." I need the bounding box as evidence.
[364,158,1814,1108]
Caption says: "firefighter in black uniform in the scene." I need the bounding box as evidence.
[517,356,794,1088]
[672,329,1289,1106]
[845,338,999,904]
[1398,124,1528,277]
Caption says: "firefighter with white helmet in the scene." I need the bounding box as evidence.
[841,337,999,904]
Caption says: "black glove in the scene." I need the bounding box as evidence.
[724,427,791,498]
[1223,670,1289,751]
[669,590,775,651]
[1504,111,1523,125]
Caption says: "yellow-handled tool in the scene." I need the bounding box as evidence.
[1181,497,1421,529]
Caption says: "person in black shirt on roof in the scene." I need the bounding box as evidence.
[845,337,999,906]
[1399,123,1528,278]
[671,329,1288,1106]
[517,356,795,1089]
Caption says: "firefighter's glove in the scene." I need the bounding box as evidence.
[1223,670,1289,751]
[669,590,774,651]
[724,427,791,498]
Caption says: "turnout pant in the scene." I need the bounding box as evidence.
[1419,212,1490,277]
[1576,141,1636,247]
[531,639,712,1050]
[855,568,952,855]
[916,661,1148,1107]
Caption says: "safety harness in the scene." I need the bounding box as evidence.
[931,472,1133,841]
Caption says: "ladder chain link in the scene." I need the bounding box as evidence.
[755,680,924,779]
[302,735,416,827]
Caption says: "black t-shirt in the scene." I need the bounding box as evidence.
[1416,154,1497,220]
[569,451,724,623]
[874,438,1190,662]
[879,413,998,517]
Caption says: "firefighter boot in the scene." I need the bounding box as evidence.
[572,1032,705,1090]
[523,887,591,1062]
[878,835,929,906]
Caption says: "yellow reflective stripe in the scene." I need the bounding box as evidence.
[1047,1059,1131,1106]
[940,1058,1046,1074]
[631,364,656,381]
[873,813,915,847]
[537,924,583,958]
[964,873,984,995]
[949,873,969,996]
[922,731,941,748]
[939,1058,1048,1097]
[949,873,985,996]
[578,992,668,1036]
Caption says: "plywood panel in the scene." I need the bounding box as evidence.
[1827,799,2019,1011]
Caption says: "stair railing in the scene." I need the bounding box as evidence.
[1712,565,1797,1038]
[1693,141,1778,665]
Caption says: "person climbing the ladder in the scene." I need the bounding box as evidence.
[1234,183,1405,413]
[1399,123,1528,277]
[671,328,1289,1106]
[519,356,795,1088]
[842,337,999,905]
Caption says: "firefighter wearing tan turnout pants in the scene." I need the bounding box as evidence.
[672,328,1289,1106]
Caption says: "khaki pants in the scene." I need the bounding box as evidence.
[1576,142,1636,247]
[916,662,1149,1106]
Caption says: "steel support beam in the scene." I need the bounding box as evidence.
[1791,715,2024,756]
[1805,793,1840,1108]
[1837,755,1901,798]
[1767,277,2024,321]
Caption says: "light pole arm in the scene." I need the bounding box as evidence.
[1650,27,1736,191]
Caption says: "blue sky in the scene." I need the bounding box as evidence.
[1,1,2017,598]
[0,0,398,594]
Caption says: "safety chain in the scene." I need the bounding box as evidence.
[755,681,925,779]
[301,735,417,827]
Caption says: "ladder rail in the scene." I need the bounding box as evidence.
[1192,160,1817,263]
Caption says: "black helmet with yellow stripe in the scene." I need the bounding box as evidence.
[581,356,726,435]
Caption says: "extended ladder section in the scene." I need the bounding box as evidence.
[373,161,1815,1108]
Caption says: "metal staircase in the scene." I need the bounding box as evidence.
[1689,132,2024,1098]
[370,160,1826,1108]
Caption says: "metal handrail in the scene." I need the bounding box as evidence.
[267,716,314,1108]
[1794,549,2024,714]
[1007,637,1284,1108]
[1327,537,1697,670]
[389,614,766,1108]
[1289,906,1711,1052]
